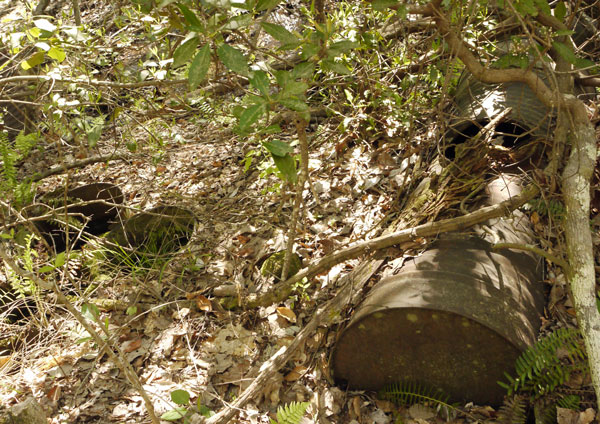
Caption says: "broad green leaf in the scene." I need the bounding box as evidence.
[126,306,138,315]
[273,70,292,88]
[177,3,203,29]
[189,44,211,89]
[173,37,199,68]
[87,118,104,148]
[554,1,566,20]
[575,57,595,70]
[494,53,528,69]
[54,252,66,268]
[48,46,65,62]
[371,0,398,10]
[231,0,254,10]
[300,43,319,60]
[82,303,100,322]
[280,80,307,97]
[198,404,216,417]
[279,97,308,111]
[533,0,551,15]
[39,265,54,273]
[552,41,577,64]
[291,62,314,79]
[320,59,351,75]
[34,19,56,32]
[516,0,538,16]
[262,139,293,157]
[272,153,297,183]
[256,0,281,11]
[250,70,270,95]
[239,103,265,131]
[21,51,45,70]
[555,29,574,36]
[160,407,188,421]
[171,389,191,405]
[260,22,298,46]
[327,40,358,56]
[217,44,248,76]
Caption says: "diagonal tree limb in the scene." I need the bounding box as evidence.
[241,183,539,308]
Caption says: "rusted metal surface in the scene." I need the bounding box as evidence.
[332,176,545,405]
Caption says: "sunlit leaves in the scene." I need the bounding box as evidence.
[250,70,270,96]
[189,44,211,89]
[173,37,199,68]
[217,44,248,76]
[176,3,204,32]
[260,22,299,49]
[263,140,297,183]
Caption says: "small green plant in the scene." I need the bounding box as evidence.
[270,401,310,424]
[497,328,588,424]
[499,328,587,397]
[379,381,456,417]
[161,389,214,423]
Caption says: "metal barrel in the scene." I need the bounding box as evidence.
[331,175,545,405]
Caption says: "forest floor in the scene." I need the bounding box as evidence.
[0,0,598,423]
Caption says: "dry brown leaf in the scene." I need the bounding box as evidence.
[122,338,142,353]
[276,306,297,323]
[195,295,213,312]
[531,211,540,225]
[0,355,11,368]
[284,365,307,381]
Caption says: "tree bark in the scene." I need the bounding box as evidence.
[562,100,600,400]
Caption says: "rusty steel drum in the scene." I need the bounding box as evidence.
[332,176,545,405]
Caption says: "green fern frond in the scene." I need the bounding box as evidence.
[556,394,580,410]
[379,380,455,414]
[497,395,528,424]
[270,401,310,424]
[526,198,565,219]
[503,328,586,397]
[0,131,17,188]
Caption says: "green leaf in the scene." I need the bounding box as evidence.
[320,59,351,75]
[575,57,595,70]
[494,53,529,69]
[250,70,270,95]
[262,139,293,157]
[87,118,104,148]
[75,336,92,344]
[173,37,199,68]
[177,3,203,30]
[256,0,281,10]
[34,19,56,32]
[291,62,314,79]
[239,103,265,131]
[554,1,566,20]
[126,306,138,315]
[54,252,66,268]
[47,46,65,62]
[516,0,538,16]
[279,97,308,111]
[327,40,358,56]
[38,265,54,273]
[300,43,320,60]
[371,0,398,10]
[171,389,191,405]
[260,22,299,46]
[552,41,577,64]
[281,80,307,97]
[160,407,188,421]
[198,404,216,417]
[533,0,551,15]
[555,29,574,36]
[217,44,248,76]
[189,44,211,89]
[272,153,297,183]
[21,51,45,70]
[274,70,292,88]
[82,303,100,322]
